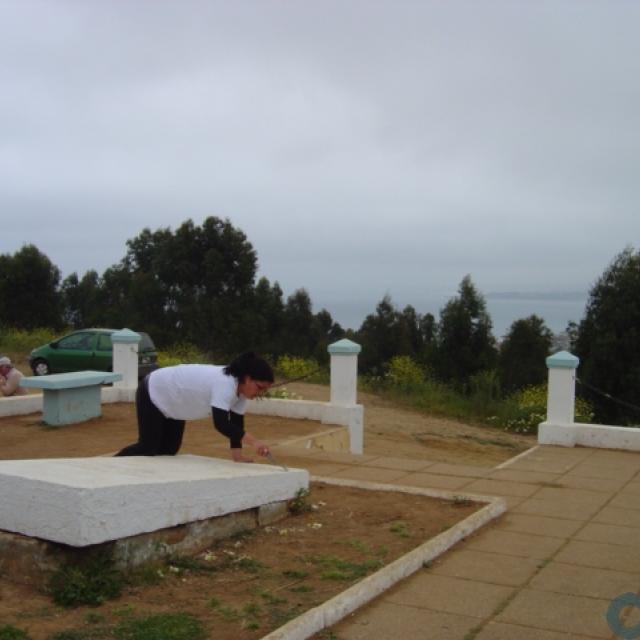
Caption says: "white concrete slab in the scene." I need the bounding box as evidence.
[0,455,308,547]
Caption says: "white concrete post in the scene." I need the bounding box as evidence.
[545,350,579,424]
[328,339,361,406]
[111,329,141,389]
[328,339,363,455]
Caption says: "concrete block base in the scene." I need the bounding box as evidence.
[0,455,308,547]
[0,499,290,587]
[539,422,640,451]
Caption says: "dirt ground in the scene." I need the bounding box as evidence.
[0,381,533,466]
[0,483,478,639]
[0,380,529,638]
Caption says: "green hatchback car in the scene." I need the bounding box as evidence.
[29,328,158,378]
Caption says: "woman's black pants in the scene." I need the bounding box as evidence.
[115,375,185,456]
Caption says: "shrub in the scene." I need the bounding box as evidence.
[275,356,321,382]
[157,343,207,368]
[384,356,425,391]
[494,384,594,435]
[0,626,31,640]
[48,553,124,607]
[0,327,58,353]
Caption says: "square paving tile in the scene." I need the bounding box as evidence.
[622,481,640,495]
[555,539,640,573]
[494,513,583,539]
[429,548,540,586]
[464,478,540,498]
[384,573,513,618]
[304,463,352,476]
[530,561,640,599]
[310,451,380,465]
[593,505,640,528]
[552,474,627,493]
[533,486,611,509]
[329,466,409,483]
[427,463,492,478]
[575,522,640,547]
[475,621,592,640]
[387,471,471,490]
[464,529,565,560]
[500,495,528,510]
[609,492,640,510]
[488,469,563,486]
[505,459,579,474]
[564,463,638,482]
[513,497,600,521]
[364,456,435,472]
[496,588,612,638]
[331,601,482,640]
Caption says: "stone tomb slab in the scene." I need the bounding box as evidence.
[0,455,308,547]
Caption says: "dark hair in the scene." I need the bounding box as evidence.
[224,352,274,383]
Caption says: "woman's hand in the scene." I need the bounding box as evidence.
[254,441,270,457]
[231,448,254,463]
[242,432,270,457]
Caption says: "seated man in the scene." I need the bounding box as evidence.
[0,357,28,397]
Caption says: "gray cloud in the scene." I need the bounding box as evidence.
[1,0,638,334]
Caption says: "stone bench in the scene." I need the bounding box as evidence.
[20,371,123,426]
[0,455,308,547]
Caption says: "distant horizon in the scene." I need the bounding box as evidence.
[316,290,588,338]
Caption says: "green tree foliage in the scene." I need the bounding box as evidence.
[60,270,102,328]
[498,315,552,394]
[573,247,640,424]
[356,295,434,373]
[0,245,63,330]
[433,275,497,387]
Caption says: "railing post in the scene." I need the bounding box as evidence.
[545,350,579,424]
[111,329,141,389]
[328,339,363,454]
[328,339,361,406]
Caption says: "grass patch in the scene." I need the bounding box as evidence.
[389,521,410,538]
[0,626,31,640]
[311,555,383,581]
[114,613,205,640]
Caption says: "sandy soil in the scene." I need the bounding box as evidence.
[0,380,530,638]
[0,483,478,639]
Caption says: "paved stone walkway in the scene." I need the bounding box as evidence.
[277,443,640,639]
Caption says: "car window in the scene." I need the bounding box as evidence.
[97,334,113,351]
[58,332,94,350]
[138,332,156,352]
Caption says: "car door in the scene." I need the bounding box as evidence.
[52,331,99,372]
[94,332,114,371]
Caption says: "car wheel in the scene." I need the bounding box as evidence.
[31,359,50,376]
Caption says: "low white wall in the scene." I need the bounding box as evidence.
[0,390,363,454]
[539,421,640,451]
[247,398,364,454]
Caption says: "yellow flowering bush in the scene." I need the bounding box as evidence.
[385,356,425,390]
[493,384,594,435]
[276,355,319,380]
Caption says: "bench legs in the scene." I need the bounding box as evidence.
[42,386,103,426]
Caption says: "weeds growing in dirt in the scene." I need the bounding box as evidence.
[0,625,30,640]
[48,552,124,607]
[389,521,410,538]
[113,612,205,640]
[288,488,313,514]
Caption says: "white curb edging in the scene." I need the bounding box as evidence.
[260,476,506,640]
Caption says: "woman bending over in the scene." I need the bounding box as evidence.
[116,352,273,462]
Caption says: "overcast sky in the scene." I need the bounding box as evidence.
[1,0,639,335]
